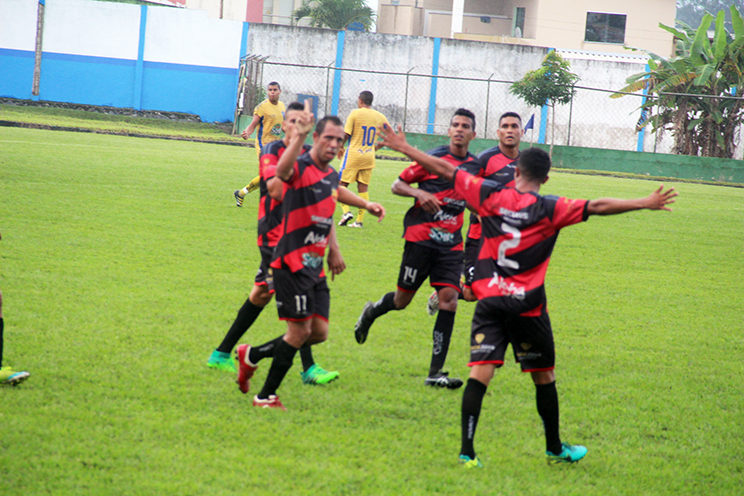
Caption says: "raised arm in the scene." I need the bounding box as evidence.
[275,100,314,182]
[587,184,678,216]
[337,186,386,222]
[379,124,456,182]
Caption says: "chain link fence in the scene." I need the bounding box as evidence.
[236,56,742,157]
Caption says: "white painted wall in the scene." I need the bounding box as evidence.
[0,0,38,51]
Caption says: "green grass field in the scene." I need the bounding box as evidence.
[1,125,743,495]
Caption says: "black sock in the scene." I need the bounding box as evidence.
[461,378,487,458]
[367,292,397,320]
[0,317,4,369]
[257,339,299,399]
[299,345,314,372]
[429,309,455,376]
[216,299,264,353]
[536,381,562,454]
[248,335,283,364]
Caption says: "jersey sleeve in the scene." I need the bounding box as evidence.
[344,110,356,136]
[399,163,428,184]
[260,153,279,180]
[253,102,263,116]
[459,156,484,177]
[551,197,589,229]
[453,168,487,209]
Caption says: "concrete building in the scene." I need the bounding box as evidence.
[377,0,677,56]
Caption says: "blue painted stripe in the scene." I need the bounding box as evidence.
[331,30,345,116]
[427,38,441,135]
[143,60,236,75]
[133,5,147,110]
[240,22,249,59]
[0,48,35,58]
[538,48,553,145]
[636,63,650,152]
[43,52,135,67]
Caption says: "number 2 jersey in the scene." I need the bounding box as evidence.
[399,146,478,252]
[452,169,589,314]
[257,140,312,249]
[270,154,339,279]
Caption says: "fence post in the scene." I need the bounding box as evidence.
[404,67,413,133]
[427,38,441,134]
[567,85,574,146]
[484,73,493,139]
[636,64,650,152]
[331,30,345,116]
[654,93,661,153]
[32,0,45,100]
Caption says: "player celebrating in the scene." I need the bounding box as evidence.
[353,109,479,389]
[427,111,523,313]
[234,81,286,207]
[337,91,390,228]
[238,102,386,410]
[208,102,339,386]
[378,123,677,468]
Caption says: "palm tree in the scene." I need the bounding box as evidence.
[293,0,376,32]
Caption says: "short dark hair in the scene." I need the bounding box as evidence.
[316,115,343,135]
[286,101,304,113]
[451,108,476,131]
[268,81,281,90]
[518,147,551,182]
[499,112,522,126]
[359,91,374,105]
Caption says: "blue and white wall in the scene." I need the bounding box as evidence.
[0,0,245,122]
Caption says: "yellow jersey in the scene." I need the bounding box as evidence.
[341,107,389,170]
[254,100,285,154]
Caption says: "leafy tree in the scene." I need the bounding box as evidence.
[509,51,579,156]
[676,0,744,32]
[293,0,376,32]
[616,5,744,158]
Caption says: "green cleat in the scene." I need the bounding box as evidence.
[0,366,30,386]
[459,454,483,469]
[207,350,237,373]
[300,363,340,385]
[546,443,588,464]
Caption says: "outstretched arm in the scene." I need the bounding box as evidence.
[379,124,456,181]
[275,100,314,182]
[337,187,386,222]
[587,185,678,215]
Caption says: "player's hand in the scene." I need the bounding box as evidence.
[337,147,345,160]
[379,124,407,152]
[295,99,315,136]
[241,128,250,140]
[646,184,678,211]
[417,190,442,214]
[365,202,386,222]
[327,247,346,281]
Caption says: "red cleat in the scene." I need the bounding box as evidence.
[236,344,258,394]
[252,394,287,411]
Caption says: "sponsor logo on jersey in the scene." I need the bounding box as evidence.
[442,197,465,208]
[429,227,455,244]
[475,333,485,344]
[304,232,328,246]
[311,215,333,225]
[498,207,529,220]
[269,124,282,136]
[432,210,458,225]
[487,273,525,300]
[302,252,323,269]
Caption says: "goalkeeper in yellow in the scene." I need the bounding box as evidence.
[337,91,390,228]
[234,81,285,207]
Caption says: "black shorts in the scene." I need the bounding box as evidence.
[254,245,274,287]
[396,241,463,293]
[468,297,555,372]
[462,236,481,288]
[272,267,330,322]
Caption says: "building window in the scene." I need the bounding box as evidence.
[513,7,525,38]
[585,12,626,44]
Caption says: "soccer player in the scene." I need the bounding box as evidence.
[337,91,390,228]
[238,102,386,410]
[353,109,479,389]
[208,102,340,385]
[0,231,30,386]
[427,111,523,314]
[234,81,286,207]
[378,124,677,468]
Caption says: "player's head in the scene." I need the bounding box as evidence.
[448,109,476,149]
[313,115,345,166]
[282,101,305,140]
[497,112,523,149]
[267,82,281,103]
[359,91,373,107]
[517,147,551,183]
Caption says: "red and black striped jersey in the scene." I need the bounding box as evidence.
[257,140,312,249]
[453,169,589,314]
[270,154,338,278]
[399,145,477,252]
[462,146,518,240]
